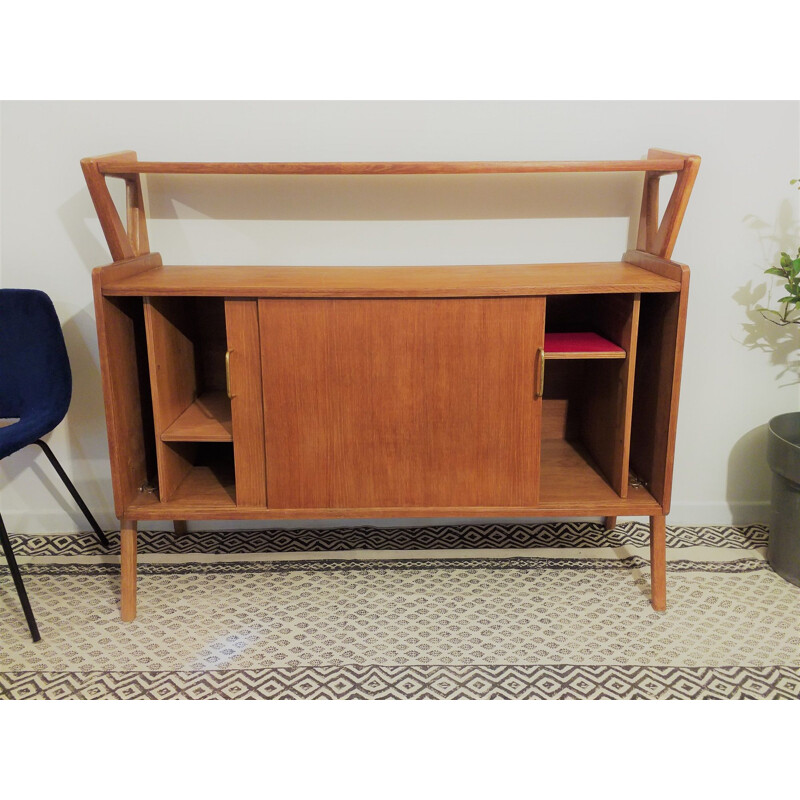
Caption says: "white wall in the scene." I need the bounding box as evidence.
[1,101,798,533]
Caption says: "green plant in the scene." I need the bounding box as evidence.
[760,179,800,326]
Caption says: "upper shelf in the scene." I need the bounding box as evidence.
[100,261,681,298]
[92,157,687,176]
[82,149,700,265]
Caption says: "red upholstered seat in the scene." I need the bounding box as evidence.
[544,332,624,355]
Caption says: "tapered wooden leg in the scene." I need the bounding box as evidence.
[173,520,188,536]
[120,519,138,622]
[649,515,666,611]
[604,516,617,531]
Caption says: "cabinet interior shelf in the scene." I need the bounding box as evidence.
[544,332,626,360]
[125,438,661,519]
[169,464,236,508]
[161,392,232,442]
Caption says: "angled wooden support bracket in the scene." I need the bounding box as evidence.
[81,150,150,262]
[637,148,701,260]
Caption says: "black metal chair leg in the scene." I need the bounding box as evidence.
[34,439,110,548]
[0,512,41,642]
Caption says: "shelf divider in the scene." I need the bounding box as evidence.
[161,391,233,442]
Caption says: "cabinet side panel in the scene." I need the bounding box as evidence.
[260,297,543,509]
[226,299,267,506]
[629,278,688,511]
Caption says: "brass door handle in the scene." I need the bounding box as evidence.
[225,350,235,399]
[535,347,545,398]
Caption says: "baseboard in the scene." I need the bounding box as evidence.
[666,502,770,526]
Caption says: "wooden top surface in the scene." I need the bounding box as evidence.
[100,262,681,298]
[93,158,686,176]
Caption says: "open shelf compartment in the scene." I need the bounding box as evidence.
[541,293,640,498]
[143,296,233,502]
[158,442,236,507]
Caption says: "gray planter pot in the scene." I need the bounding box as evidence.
[767,412,800,586]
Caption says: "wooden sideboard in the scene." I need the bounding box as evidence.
[82,149,700,621]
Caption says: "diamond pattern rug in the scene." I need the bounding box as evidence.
[1,522,798,699]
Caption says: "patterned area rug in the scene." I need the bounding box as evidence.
[1,522,799,699]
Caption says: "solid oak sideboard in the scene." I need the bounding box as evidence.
[82,149,700,621]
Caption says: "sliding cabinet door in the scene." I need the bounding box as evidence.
[260,296,544,509]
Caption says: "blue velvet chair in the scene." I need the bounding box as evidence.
[1,289,109,642]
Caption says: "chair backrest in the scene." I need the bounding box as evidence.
[0,289,72,425]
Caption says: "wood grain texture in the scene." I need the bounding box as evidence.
[84,150,701,622]
[161,392,232,442]
[170,463,235,507]
[652,154,701,259]
[143,298,198,426]
[614,296,640,496]
[125,174,150,257]
[543,293,640,498]
[225,299,267,506]
[636,149,701,260]
[120,520,137,621]
[541,398,569,440]
[94,158,687,176]
[260,297,544,509]
[624,249,687,283]
[101,262,681,298]
[143,298,198,500]
[579,294,640,497]
[539,357,583,446]
[604,516,618,531]
[629,267,690,513]
[636,172,660,253]
[649,514,667,611]
[93,252,162,289]
[81,151,138,262]
[122,500,662,519]
[123,439,662,519]
[92,255,161,516]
